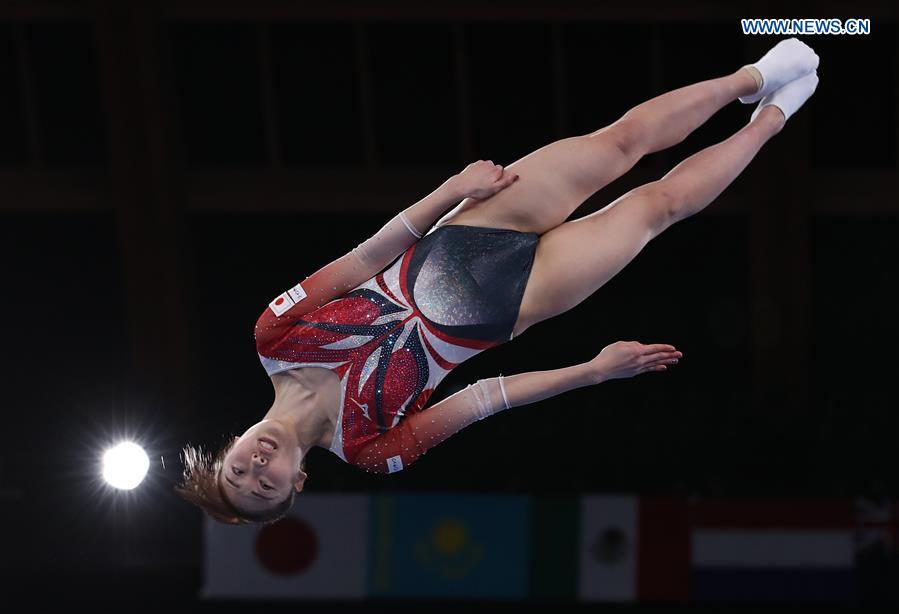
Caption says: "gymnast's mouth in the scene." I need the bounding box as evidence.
[258,437,278,452]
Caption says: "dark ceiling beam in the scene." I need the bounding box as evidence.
[0,168,108,210]
[748,111,813,420]
[1,0,896,20]
[156,1,898,22]
[0,168,895,214]
[94,0,193,405]
[0,1,89,19]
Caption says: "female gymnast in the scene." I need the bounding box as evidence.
[177,38,819,525]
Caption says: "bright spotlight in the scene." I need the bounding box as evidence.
[102,442,150,490]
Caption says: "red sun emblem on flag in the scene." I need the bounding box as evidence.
[255,517,319,575]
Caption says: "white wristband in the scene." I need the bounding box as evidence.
[497,375,510,410]
[468,377,511,421]
[399,211,423,238]
[353,211,422,269]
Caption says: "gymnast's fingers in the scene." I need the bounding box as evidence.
[643,343,678,354]
[646,355,680,368]
[635,363,666,375]
[644,349,682,361]
[500,170,519,186]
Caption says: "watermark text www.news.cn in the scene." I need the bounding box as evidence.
[741,18,870,35]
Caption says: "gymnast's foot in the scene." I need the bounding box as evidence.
[750,69,819,127]
[738,37,819,104]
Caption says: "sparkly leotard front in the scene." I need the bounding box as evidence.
[254,223,539,467]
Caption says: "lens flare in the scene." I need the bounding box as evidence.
[102,441,150,490]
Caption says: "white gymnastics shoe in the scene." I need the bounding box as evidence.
[750,69,819,123]
[739,37,819,104]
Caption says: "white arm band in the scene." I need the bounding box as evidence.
[399,211,423,238]
[467,376,512,421]
[350,211,423,270]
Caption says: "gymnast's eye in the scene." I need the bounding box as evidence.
[260,482,273,491]
[231,466,243,476]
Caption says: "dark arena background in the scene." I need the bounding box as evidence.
[2,0,897,610]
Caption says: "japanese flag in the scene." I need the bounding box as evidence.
[202,493,369,598]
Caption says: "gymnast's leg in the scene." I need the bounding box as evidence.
[436,39,817,241]
[436,66,763,235]
[514,74,816,334]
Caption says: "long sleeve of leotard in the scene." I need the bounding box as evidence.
[256,211,422,350]
[351,377,511,474]
[351,363,598,474]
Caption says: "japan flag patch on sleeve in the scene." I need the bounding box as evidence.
[269,282,307,317]
[269,292,295,316]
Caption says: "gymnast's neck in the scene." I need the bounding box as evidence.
[265,369,339,451]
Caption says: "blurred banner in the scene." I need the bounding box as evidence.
[688,497,855,603]
[370,493,530,599]
[202,494,899,603]
[690,499,855,603]
[202,494,369,599]
[579,495,639,601]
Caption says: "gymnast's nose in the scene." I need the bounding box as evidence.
[252,452,267,466]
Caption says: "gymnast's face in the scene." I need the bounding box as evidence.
[219,420,307,515]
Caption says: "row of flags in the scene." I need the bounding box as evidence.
[202,493,899,603]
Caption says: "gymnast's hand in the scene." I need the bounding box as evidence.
[451,159,520,201]
[586,341,683,383]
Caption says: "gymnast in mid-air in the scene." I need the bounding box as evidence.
[177,38,819,524]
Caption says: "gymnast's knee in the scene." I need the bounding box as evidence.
[605,116,648,161]
[629,180,682,235]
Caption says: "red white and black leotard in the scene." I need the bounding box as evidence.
[255,222,538,472]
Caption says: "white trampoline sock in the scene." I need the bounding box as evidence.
[739,37,819,104]
[751,70,819,123]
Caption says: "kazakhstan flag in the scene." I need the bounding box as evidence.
[369,493,529,599]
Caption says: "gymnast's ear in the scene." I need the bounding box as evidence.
[293,466,308,493]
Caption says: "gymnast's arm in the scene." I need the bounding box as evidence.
[351,341,682,474]
[351,364,599,474]
[271,176,466,316]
